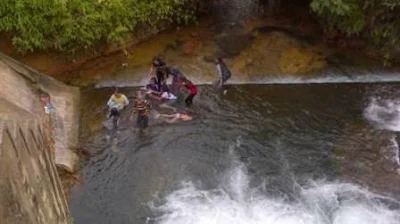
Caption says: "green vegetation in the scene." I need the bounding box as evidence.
[310,0,400,64]
[1,0,399,62]
[0,0,198,53]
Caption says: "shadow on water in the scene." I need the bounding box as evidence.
[70,84,400,224]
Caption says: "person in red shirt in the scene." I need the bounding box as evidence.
[181,78,197,106]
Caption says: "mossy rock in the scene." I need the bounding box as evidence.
[279,47,326,75]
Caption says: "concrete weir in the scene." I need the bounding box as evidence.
[0,52,80,223]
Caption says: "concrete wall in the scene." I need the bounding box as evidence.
[0,52,80,171]
[0,120,71,224]
[0,52,80,223]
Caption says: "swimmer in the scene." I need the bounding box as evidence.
[155,111,193,123]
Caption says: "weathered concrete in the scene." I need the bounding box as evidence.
[0,52,80,222]
[0,52,80,171]
[0,120,71,223]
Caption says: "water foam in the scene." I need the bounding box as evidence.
[389,137,400,174]
[364,98,400,131]
[150,142,400,224]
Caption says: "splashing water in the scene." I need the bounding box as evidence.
[389,137,400,175]
[150,142,400,224]
[364,98,400,131]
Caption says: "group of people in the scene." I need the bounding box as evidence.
[106,56,231,129]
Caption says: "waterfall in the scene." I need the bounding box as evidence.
[211,0,261,24]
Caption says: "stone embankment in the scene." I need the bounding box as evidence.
[0,52,80,223]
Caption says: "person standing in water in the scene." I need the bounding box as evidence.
[215,57,231,93]
[148,56,168,90]
[107,87,129,110]
[107,87,129,128]
[181,78,198,107]
[130,90,151,128]
[167,67,186,95]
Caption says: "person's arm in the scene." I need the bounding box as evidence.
[129,102,137,121]
[107,95,114,107]
[148,65,154,77]
[148,93,163,101]
[216,64,223,87]
[123,95,129,106]
[180,83,189,93]
[147,89,162,96]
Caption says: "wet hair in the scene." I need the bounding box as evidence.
[150,77,157,83]
[216,57,225,65]
[153,56,161,61]
[136,90,144,98]
[114,87,120,93]
[152,56,165,65]
[180,76,188,82]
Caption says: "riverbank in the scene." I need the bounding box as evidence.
[1,7,395,88]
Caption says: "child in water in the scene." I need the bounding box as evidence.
[181,78,197,107]
[155,111,193,123]
[130,90,151,128]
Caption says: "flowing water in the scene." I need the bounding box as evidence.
[70,83,400,224]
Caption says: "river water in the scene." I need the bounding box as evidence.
[70,83,400,224]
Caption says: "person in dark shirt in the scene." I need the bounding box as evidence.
[146,77,160,92]
[215,57,231,89]
[148,56,168,90]
[167,67,186,95]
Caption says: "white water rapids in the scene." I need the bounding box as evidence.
[364,98,400,132]
[150,140,400,224]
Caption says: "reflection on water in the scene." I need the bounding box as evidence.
[70,84,400,224]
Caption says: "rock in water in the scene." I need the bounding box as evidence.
[215,33,253,57]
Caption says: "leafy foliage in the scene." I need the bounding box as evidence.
[310,0,400,64]
[0,0,198,52]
